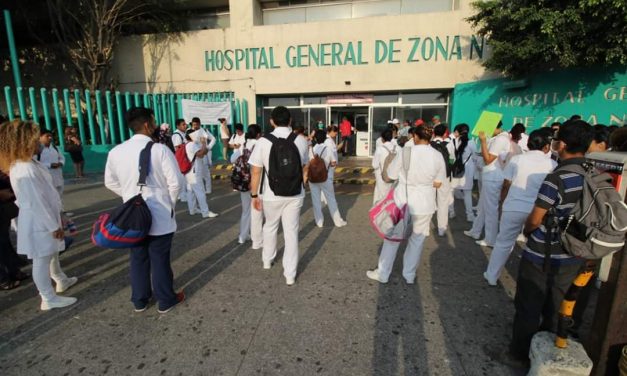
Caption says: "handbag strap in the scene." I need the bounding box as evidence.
[138,141,155,188]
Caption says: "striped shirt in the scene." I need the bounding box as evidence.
[524,157,587,266]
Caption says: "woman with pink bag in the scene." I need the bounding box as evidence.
[367,124,446,284]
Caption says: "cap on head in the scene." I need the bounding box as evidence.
[414,119,425,126]
[392,118,400,125]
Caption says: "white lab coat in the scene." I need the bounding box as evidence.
[372,141,397,205]
[105,134,182,236]
[185,141,210,215]
[231,139,263,245]
[38,145,65,189]
[310,139,344,226]
[196,128,216,193]
[10,161,64,259]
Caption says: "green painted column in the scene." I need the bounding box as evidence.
[28,87,38,121]
[4,86,14,120]
[51,89,65,149]
[16,87,26,119]
[73,89,86,145]
[152,94,160,124]
[115,91,125,141]
[177,94,183,119]
[62,89,72,127]
[160,94,167,125]
[40,88,52,130]
[124,92,132,110]
[84,90,97,145]
[242,99,249,127]
[3,10,22,90]
[134,92,141,107]
[143,93,150,108]
[105,91,117,144]
[95,90,106,144]
[169,94,176,129]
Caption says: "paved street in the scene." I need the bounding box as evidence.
[0,180,526,376]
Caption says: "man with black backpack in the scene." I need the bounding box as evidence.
[249,106,309,286]
[104,107,185,314]
[431,124,456,237]
[487,120,593,368]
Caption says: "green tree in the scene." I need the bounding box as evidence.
[468,0,627,77]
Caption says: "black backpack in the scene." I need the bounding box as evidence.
[430,140,452,178]
[450,139,471,178]
[263,133,303,196]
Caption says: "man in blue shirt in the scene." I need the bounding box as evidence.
[490,120,594,368]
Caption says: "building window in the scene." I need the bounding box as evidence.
[260,0,457,25]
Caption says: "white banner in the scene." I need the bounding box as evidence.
[181,99,232,125]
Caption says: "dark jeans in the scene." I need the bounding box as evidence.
[129,233,177,310]
[510,257,584,359]
[0,218,21,283]
[342,135,352,156]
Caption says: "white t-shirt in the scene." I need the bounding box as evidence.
[372,141,396,171]
[230,138,258,163]
[229,132,246,148]
[481,132,511,181]
[312,137,338,181]
[220,124,230,139]
[185,142,205,184]
[172,129,186,148]
[502,150,556,213]
[518,133,529,153]
[387,144,446,215]
[248,127,310,201]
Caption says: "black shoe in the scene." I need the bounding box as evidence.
[483,345,529,369]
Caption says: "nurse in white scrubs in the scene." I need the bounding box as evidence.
[372,128,397,205]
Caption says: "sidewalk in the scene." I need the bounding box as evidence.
[1,180,529,375]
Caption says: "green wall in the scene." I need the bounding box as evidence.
[451,67,627,132]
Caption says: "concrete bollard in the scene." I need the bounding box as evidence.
[528,331,593,376]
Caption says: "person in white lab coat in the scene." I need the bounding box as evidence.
[37,130,65,200]
[372,129,397,205]
[249,106,309,286]
[172,119,189,203]
[431,124,456,236]
[464,122,512,247]
[185,130,218,218]
[0,120,77,310]
[105,107,185,314]
[309,127,347,228]
[230,124,263,248]
[367,124,446,284]
[483,128,556,286]
[228,123,246,152]
[191,117,216,195]
[449,124,476,222]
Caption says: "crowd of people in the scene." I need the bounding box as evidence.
[0,106,625,369]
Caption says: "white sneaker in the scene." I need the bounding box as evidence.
[334,220,347,228]
[189,209,199,215]
[286,277,295,286]
[204,211,219,218]
[55,277,78,293]
[263,261,272,270]
[405,278,415,285]
[476,239,494,248]
[438,229,446,237]
[516,233,527,243]
[252,243,263,250]
[463,230,480,240]
[483,272,497,286]
[64,212,74,217]
[41,295,77,311]
[316,221,323,228]
[366,269,388,284]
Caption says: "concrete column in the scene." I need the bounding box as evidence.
[229,0,262,30]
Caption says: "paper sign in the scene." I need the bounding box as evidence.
[472,111,503,137]
[181,99,232,125]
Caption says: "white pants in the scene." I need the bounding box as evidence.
[179,183,188,202]
[377,214,432,282]
[262,198,303,279]
[201,161,212,194]
[240,192,264,247]
[469,178,503,245]
[436,179,454,231]
[33,253,69,301]
[310,179,344,226]
[187,182,209,215]
[373,171,393,205]
[462,189,474,220]
[485,211,528,283]
[55,185,64,209]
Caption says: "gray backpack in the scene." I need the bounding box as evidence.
[558,164,627,259]
[381,145,397,183]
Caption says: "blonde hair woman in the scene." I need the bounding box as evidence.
[0,120,77,310]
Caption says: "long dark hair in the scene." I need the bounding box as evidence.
[453,123,470,157]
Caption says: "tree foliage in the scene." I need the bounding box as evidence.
[468,0,627,77]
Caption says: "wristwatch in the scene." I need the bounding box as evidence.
[251,194,258,198]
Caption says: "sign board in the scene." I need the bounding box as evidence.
[181,99,231,125]
[327,94,374,105]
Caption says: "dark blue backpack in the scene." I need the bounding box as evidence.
[91,142,154,249]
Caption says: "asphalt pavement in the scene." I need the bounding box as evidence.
[0,179,528,376]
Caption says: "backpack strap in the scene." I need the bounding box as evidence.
[287,132,298,143]
[138,142,155,187]
[264,133,278,144]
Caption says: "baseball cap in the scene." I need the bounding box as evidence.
[414,119,425,126]
[392,118,400,124]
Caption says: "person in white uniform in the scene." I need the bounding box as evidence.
[464,122,511,247]
[185,130,218,218]
[483,128,556,286]
[431,124,456,236]
[309,127,347,228]
[0,120,77,310]
[219,117,230,161]
[230,124,263,248]
[191,117,216,195]
[372,129,397,205]
[249,106,309,286]
[171,119,188,202]
[37,130,66,200]
[228,123,246,152]
[449,124,477,222]
[367,124,446,284]
[105,107,185,313]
